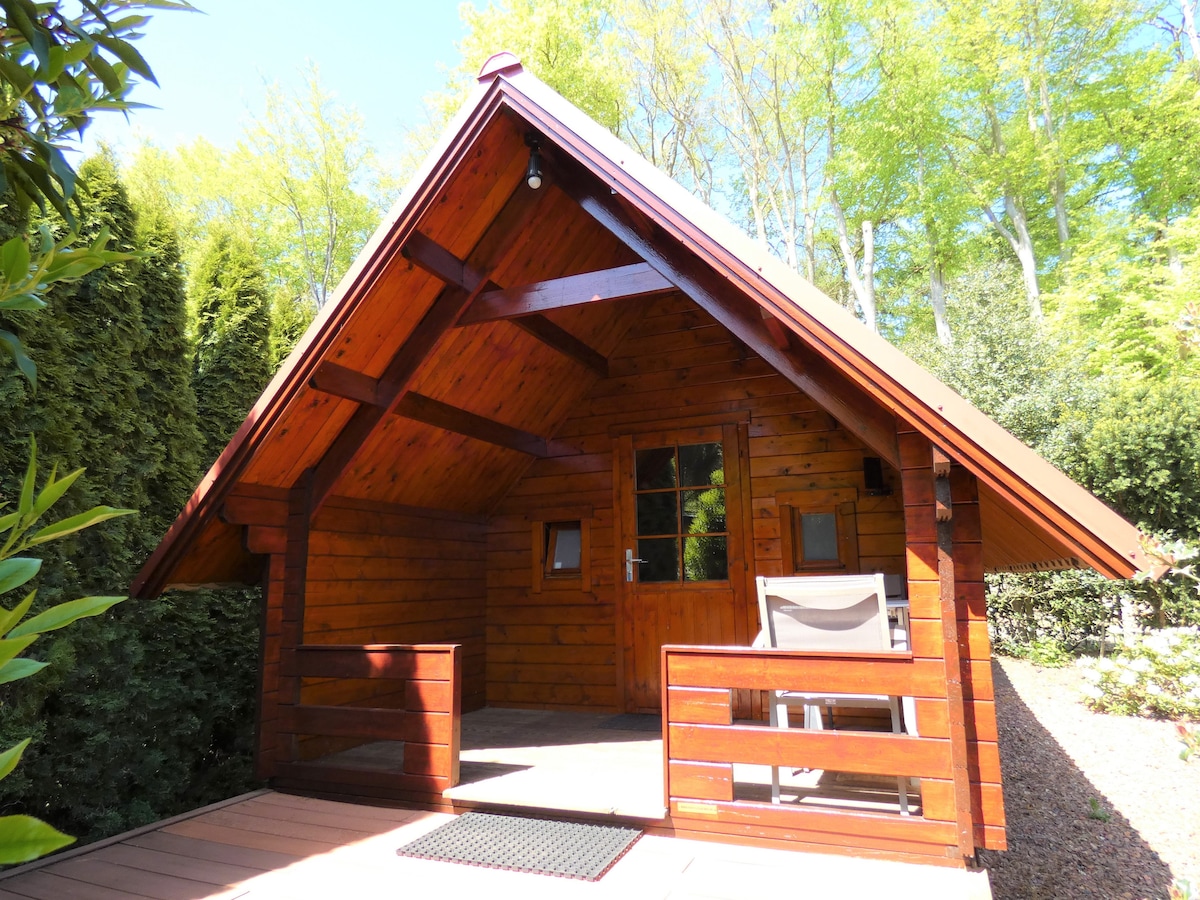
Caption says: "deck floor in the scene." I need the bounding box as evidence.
[0,790,990,899]
[324,707,920,820]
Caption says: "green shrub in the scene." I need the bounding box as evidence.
[1077,627,1200,720]
[987,570,1127,656]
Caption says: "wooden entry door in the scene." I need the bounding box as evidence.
[616,422,752,713]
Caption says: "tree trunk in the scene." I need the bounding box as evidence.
[1182,0,1200,74]
[982,98,1042,317]
[1007,194,1043,319]
[829,188,878,331]
[861,219,877,329]
[930,251,951,346]
[798,120,817,283]
[1168,243,1184,278]
[1037,69,1070,260]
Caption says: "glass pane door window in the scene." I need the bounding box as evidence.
[634,442,728,583]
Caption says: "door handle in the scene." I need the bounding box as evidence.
[625,548,648,582]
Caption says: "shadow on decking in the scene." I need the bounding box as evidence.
[978,661,1174,900]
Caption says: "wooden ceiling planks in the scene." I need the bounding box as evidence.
[413,113,529,264]
[339,416,530,514]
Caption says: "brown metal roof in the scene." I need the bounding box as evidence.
[131,56,1148,597]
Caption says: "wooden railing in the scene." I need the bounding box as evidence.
[662,644,965,860]
[275,643,461,798]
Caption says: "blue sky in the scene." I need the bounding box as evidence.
[80,0,477,161]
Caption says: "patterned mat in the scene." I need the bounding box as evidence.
[395,812,642,881]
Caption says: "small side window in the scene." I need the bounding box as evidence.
[780,500,859,574]
[545,522,582,576]
[798,511,839,565]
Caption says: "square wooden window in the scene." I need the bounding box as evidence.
[779,500,859,574]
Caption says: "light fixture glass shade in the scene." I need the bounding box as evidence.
[525,150,543,189]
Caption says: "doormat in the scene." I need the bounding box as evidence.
[598,713,662,733]
[395,812,641,881]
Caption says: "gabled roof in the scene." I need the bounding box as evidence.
[131,53,1148,598]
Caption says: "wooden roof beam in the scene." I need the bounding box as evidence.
[401,230,486,293]
[458,262,673,325]
[513,315,608,376]
[558,165,900,468]
[305,188,545,517]
[309,361,379,406]
[309,360,569,457]
[395,392,559,457]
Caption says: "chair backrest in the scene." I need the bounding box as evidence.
[883,574,905,606]
[756,574,890,653]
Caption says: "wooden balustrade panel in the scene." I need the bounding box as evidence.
[275,643,461,799]
[290,645,458,681]
[668,800,959,853]
[662,645,973,861]
[668,723,953,779]
[664,648,944,698]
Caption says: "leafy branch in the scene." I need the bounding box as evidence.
[0,225,134,387]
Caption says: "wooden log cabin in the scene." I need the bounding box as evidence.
[132,53,1149,867]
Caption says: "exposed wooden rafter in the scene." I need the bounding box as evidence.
[458,262,673,325]
[308,360,567,457]
[309,361,379,406]
[395,392,562,457]
[512,315,609,376]
[555,164,901,468]
[401,230,486,291]
[305,195,557,515]
[761,308,793,351]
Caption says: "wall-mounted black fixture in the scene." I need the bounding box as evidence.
[863,456,892,495]
[525,132,543,190]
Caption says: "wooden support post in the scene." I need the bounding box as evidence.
[934,445,975,860]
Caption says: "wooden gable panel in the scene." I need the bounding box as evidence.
[979,484,1085,572]
[167,517,261,588]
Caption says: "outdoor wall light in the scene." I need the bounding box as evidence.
[525,133,543,190]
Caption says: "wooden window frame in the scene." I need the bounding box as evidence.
[530,511,591,592]
[778,488,860,576]
[631,436,730,586]
[544,521,583,578]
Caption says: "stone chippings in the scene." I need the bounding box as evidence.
[396,812,642,881]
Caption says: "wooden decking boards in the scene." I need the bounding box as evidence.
[0,789,993,899]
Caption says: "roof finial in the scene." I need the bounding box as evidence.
[478,51,524,82]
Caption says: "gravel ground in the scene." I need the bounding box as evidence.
[979,657,1200,900]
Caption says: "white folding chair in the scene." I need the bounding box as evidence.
[756,574,910,813]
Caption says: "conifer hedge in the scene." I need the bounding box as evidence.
[0,157,262,841]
